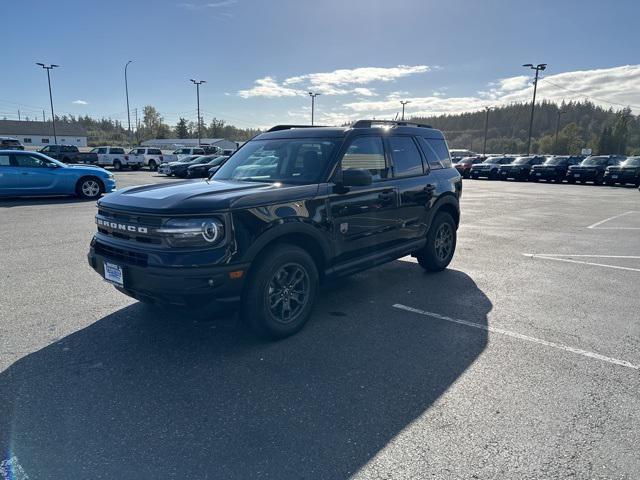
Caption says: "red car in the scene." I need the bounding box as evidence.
[455,156,485,178]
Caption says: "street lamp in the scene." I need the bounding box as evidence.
[523,63,547,155]
[125,60,133,143]
[482,106,492,156]
[190,79,206,146]
[400,100,411,121]
[36,63,59,145]
[554,110,566,153]
[308,92,321,126]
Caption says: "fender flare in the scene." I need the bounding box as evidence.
[426,193,460,230]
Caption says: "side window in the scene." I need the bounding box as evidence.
[340,136,388,181]
[419,138,442,169]
[0,154,11,166]
[15,154,47,167]
[388,136,424,178]
[194,149,205,155]
[428,139,452,168]
[40,146,50,153]
[150,149,161,155]
[97,148,108,154]
[110,148,125,154]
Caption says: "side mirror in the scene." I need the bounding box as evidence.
[341,168,373,187]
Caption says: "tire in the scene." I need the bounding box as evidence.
[241,244,319,339]
[76,176,103,199]
[567,177,575,184]
[470,173,478,180]
[416,212,457,272]
[113,160,122,171]
[594,175,604,185]
[489,169,499,180]
[148,160,157,171]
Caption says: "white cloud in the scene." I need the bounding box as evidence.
[342,65,640,119]
[72,100,88,105]
[239,65,429,98]
[238,76,303,98]
[177,0,236,9]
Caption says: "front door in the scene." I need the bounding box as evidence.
[13,153,60,191]
[328,135,401,263]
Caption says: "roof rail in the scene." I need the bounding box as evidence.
[266,125,325,132]
[351,119,433,129]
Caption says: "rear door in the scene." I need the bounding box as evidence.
[0,153,20,194]
[385,135,434,242]
[328,135,401,262]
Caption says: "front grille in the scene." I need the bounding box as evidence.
[94,241,148,267]
[96,207,163,245]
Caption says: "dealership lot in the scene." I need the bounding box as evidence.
[1,173,639,478]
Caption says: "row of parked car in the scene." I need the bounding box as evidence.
[158,154,229,178]
[0,137,235,172]
[455,154,640,186]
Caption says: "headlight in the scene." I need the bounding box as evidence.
[157,218,225,247]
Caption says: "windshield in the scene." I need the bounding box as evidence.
[544,157,567,165]
[214,138,341,184]
[513,156,533,165]
[581,156,608,166]
[621,157,640,167]
[483,157,501,163]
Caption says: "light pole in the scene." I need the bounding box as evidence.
[400,100,411,121]
[523,63,547,155]
[190,79,206,146]
[308,92,320,126]
[482,107,491,156]
[125,60,132,143]
[36,63,59,145]
[554,110,566,153]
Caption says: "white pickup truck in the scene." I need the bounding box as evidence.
[90,146,143,170]
[127,147,166,171]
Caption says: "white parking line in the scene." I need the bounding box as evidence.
[522,254,640,273]
[393,303,640,371]
[587,211,639,229]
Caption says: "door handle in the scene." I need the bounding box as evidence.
[378,189,395,201]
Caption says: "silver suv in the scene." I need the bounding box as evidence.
[470,155,516,180]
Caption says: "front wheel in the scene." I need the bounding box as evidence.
[241,244,319,339]
[76,177,103,199]
[416,212,457,272]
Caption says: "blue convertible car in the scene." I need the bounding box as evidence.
[0,150,116,199]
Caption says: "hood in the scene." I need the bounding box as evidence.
[98,179,318,214]
[65,164,110,175]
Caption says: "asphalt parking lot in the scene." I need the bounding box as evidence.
[1,172,639,479]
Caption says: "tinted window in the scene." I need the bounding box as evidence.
[110,148,125,154]
[420,138,452,169]
[40,146,51,152]
[193,149,205,155]
[15,154,49,167]
[149,149,162,155]
[97,148,108,154]
[0,154,11,166]
[341,136,388,181]
[388,136,423,177]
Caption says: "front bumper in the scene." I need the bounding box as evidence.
[499,168,527,179]
[88,240,248,307]
[531,169,562,179]
[568,170,598,181]
[104,178,117,193]
[604,171,639,184]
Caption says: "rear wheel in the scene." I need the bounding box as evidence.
[76,177,103,199]
[416,212,457,272]
[148,160,157,171]
[241,244,319,339]
[113,160,122,171]
[594,174,604,185]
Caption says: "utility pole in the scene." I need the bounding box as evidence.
[125,60,133,143]
[18,109,20,121]
[482,107,491,156]
[554,110,566,154]
[522,63,547,155]
[400,100,410,121]
[308,92,320,126]
[36,63,60,144]
[190,79,206,146]
[42,110,46,122]
[134,108,139,143]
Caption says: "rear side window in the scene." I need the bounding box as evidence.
[341,136,389,181]
[110,148,125,154]
[388,136,424,178]
[149,149,162,155]
[194,149,205,155]
[0,154,11,166]
[419,138,452,169]
[97,148,108,154]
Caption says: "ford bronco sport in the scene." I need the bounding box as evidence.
[88,120,462,338]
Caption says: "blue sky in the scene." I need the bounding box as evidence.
[3,0,640,128]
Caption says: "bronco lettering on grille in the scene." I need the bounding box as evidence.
[96,218,148,234]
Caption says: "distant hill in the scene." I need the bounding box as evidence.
[411,101,639,155]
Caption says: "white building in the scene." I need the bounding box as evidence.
[0,120,88,147]
[141,138,238,151]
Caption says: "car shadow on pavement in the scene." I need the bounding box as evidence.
[0,263,490,479]
[0,196,98,207]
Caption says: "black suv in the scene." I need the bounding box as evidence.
[567,155,625,184]
[604,156,640,186]
[498,155,546,181]
[530,155,583,182]
[88,120,462,338]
